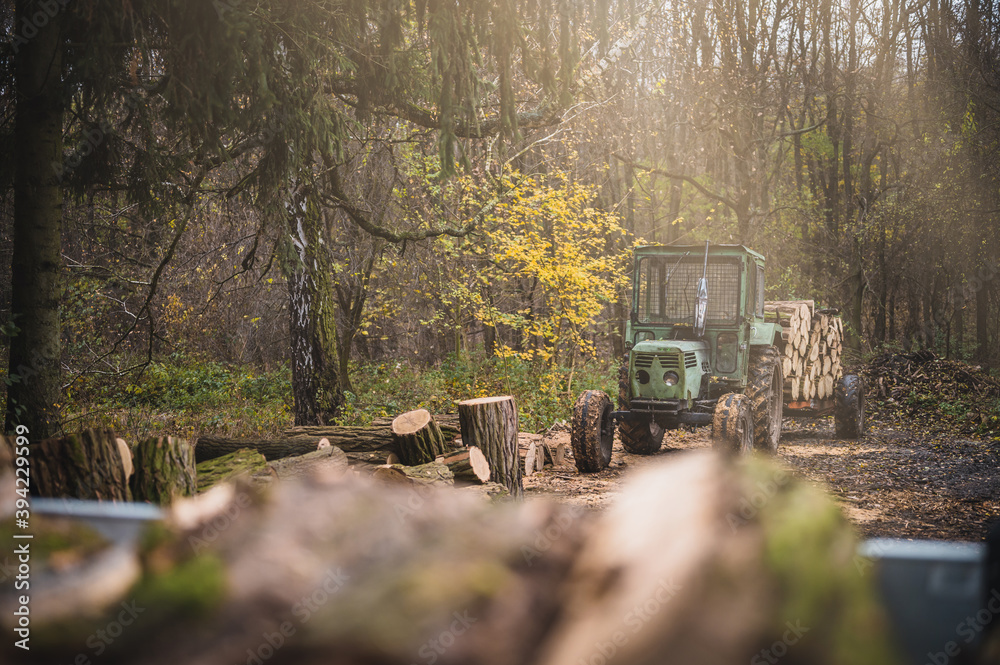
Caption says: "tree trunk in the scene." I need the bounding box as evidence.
[197,431,389,465]
[391,409,449,465]
[372,461,454,486]
[5,0,65,438]
[458,396,522,499]
[130,436,196,505]
[34,429,131,501]
[195,448,269,492]
[265,445,349,481]
[287,184,343,426]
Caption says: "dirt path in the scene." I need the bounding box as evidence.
[524,417,1000,542]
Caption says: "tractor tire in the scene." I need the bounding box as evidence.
[834,374,865,439]
[617,360,664,455]
[746,345,783,453]
[712,393,754,455]
[571,390,614,473]
[619,418,664,455]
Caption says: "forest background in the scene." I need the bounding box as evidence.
[2,0,998,440]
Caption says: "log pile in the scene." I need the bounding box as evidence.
[765,300,844,401]
[520,433,569,476]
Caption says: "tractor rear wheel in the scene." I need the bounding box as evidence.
[746,345,783,453]
[712,393,754,455]
[834,374,865,439]
[571,390,614,472]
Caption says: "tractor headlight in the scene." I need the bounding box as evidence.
[663,371,679,386]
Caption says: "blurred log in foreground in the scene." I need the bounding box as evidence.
[0,453,900,665]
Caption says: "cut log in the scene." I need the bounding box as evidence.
[372,461,453,486]
[458,395,523,499]
[541,441,568,467]
[196,448,268,492]
[371,414,461,431]
[520,440,539,476]
[194,426,453,465]
[391,409,449,465]
[34,429,131,501]
[437,447,490,485]
[130,436,196,505]
[265,446,349,481]
[116,438,134,480]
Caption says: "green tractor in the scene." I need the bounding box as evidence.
[571,242,865,472]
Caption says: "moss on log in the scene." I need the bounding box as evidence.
[195,448,268,492]
[130,436,196,505]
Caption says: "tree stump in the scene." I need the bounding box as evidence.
[34,429,131,500]
[458,396,522,498]
[129,436,197,505]
[437,447,490,485]
[391,409,449,465]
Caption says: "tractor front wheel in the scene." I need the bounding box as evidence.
[619,418,664,455]
[834,374,865,439]
[712,393,754,455]
[571,390,614,473]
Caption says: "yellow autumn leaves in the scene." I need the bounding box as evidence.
[469,170,630,365]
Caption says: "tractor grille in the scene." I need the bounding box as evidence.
[634,353,681,369]
[684,352,698,368]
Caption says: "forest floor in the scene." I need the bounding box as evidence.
[523,414,1000,542]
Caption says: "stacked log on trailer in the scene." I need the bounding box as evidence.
[764,300,844,402]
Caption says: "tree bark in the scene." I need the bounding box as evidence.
[265,445,349,481]
[130,436,196,505]
[34,429,131,501]
[195,448,269,492]
[458,396,522,499]
[196,431,391,465]
[372,461,454,486]
[391,409,449,465]
[5,0,65,437]
[287,184,343,426]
